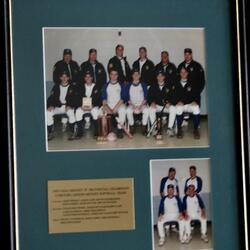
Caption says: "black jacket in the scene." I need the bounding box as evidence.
[47,82,78,108]
[147,82,176,106]
[53,60,80,85]
[108,56,131,82]
[132,58,155,86]
[80,60,107,89]
[154,62,177,85]
[177,60,205,94]
[173,79,203,105]
[75,83,102,108]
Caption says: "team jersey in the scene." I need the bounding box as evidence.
[59,85,69,104]
[85,83,95,97]
[158,195,182,216]
[126,82,148,106]
[182,194,205,216]
[160,177,179,196]
[184,176,203,194]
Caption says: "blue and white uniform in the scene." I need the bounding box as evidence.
[126,82,149,126]
[160,177,179,196]
[102,81,127,128]
[184,176,203,194]
[157,195,185,241]
[182,194,207,237]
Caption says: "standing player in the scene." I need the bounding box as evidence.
[175,67,203,139]
[148,71,176,137]
[182,185,209,243]
[74,71,102,139]
[80,48,106,89]
[102,69,127,138]
[157,184,185,246]
[184,165,203,194]
[160,167,179,197]
[126,69,149,135]
[155,51,177,85]
[108,44,131,83]
[53,49,79,85]
[132,47,155,87]
[47,71,78,141]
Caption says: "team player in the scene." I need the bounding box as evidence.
[157,184,185,246]
[175,67,203,139]
[182,185,209,243]
[80,48,106,89]
[102,69,127,138]
[74,71,102,139]
[184,165,203,194]
[47,71,78,141]
[155,51,177,85]
[126,69,149,135]
[108,44,131,83]
[160,167,179,197]
[132,47,155,87]
[53,49,79,85]
[148,70,176,137]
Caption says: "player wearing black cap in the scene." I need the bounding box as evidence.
[108,44,131,84]
[155,51,178,86]
[80,49,107,89]
[47,71,78,141]
[74,71,102,139]
[132,47,155,87]
[53,49,80,85]
[175,67,203,139]
[148,70,176,137]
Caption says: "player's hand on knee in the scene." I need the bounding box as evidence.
[191,101,198,106]
[158,215,163,222]
[150,102,156,109]
[179,213,184,220]
[177,102,184,106]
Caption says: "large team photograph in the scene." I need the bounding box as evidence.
[43,28,208,151]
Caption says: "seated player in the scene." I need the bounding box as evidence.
[75,71,102,138]
[126,69,149,135]
[182,185,209,243]
[148,70,176,137]
[102,69,126,138]
[175,67,203,139]
[160,167,179,197]
[47,71,78,141]
[157,184,185,246]
[184,165,203,194]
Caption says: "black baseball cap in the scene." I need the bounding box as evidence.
[84,70,94,77]
[89,48,97,54]
[60,71,70,77]
[132,68,140,74]
[63,48,72,55]
[156,70,166,76]
[184,48,192,53]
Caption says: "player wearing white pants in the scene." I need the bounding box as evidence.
[74,71,103,138]
[148,70,176,137]
[157,184,185,246]
[47,71,78,141]
[175,67,205,139]
[102,70,127,138]
[182,185,208,243]
[126,69,149,135]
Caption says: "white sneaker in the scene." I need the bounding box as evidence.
[158,237,165,246]
[180,238,185,244]
[201,234,209,243]
[167,128,175,137]
[185,235,192,244]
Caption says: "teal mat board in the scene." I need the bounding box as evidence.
[11,0,239,249]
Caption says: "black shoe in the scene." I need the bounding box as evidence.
[177,128,183,139]
[117,129,124,138]
[142,125,147,136]
[129,125,135,135]
[193,128,200,139]
[48,132,54,141]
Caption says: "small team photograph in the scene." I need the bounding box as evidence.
[43,28,208,151]
[150,158,212,250]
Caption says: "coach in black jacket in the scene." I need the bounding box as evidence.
[175,67,204,140]
[80,49,107,89]
[108,44,131,83]
[155,51,177,85]
[47,71,78,140]
[53,49,80,85]
[132,47,155,87]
